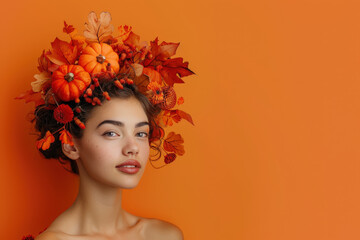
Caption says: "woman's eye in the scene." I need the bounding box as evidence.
[103,131,118,137]
[137,132,149,138]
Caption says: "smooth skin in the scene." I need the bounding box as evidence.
[35,97,183,240]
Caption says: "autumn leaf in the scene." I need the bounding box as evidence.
[46,38,78,65]
[59,128,74,146]
[160,57,194,86]
[150,38,179,61]
[162,112,174,126]
[176,110,194,125]
[15,90,45,106]
[143,67,163,84]
[36,131,55,150]
[117,25,132,42]
[124,31,140,48]
[63,21,75,34]
[132,63,144,76]
[162,109,194,126]
[149,126,165,144]
[37,50,52,72]
[31,72,51,92]
[163,132,185,156]
[84,11,114,42]
[133,74,150,95]
[177,97,184,105]
[164,153,176,164]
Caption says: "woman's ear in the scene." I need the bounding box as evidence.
[62,143,80,160]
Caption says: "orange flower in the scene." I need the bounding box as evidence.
[36,131,55,151]
[147,81,164,104]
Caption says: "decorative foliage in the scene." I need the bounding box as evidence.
[84,11,114,42]
[36,131,55,151]
[163,132,185,156]
[17,11,195,168]
[59,128,74,146]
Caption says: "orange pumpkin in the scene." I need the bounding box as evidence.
[51,65,91,102]
[78,43,119,74]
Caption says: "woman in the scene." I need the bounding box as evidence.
[19,11,194,240]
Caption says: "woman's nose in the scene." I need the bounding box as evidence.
[122,136,139,156]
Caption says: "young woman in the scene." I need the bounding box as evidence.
[18,11,194,240]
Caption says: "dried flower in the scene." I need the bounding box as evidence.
[53,104,74,124]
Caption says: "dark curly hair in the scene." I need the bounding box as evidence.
[33,81,162,175]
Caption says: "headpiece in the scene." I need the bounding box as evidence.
[17,12,194,168]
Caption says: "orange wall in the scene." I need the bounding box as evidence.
[2,0,360,239]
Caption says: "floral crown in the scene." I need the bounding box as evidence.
[17,11,194,168]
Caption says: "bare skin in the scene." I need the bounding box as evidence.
[35,98,183,240]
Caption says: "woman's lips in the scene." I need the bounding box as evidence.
[116,160,141,174]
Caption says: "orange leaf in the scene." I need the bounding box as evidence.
[177,97,184,105]
[37,50,52,72]
[124,31,141,48]
[36,131,55,151]
[59,128,74,146]
[47,38,78,65]
[15,90,45,106]
[143,67,163,84]
[162,113,174,126]
[163,132,185,156]
[117,25,132,42]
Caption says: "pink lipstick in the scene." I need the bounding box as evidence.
[116,160,141,174]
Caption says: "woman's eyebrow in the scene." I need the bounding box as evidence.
[96,120,149,129]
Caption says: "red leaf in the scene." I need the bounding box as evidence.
[176,110,194,125]
[164,153,176,164]
[163,132,185,156]
[159,58,194,86]
[15,90,45,106]
[63,21,75,34]
[46,38,78,65]
[162,109,194,126]
[150,38,179,61]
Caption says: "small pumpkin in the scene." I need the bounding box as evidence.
[78,43,119,74]
[52,65,91,102]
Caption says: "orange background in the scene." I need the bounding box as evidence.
[1,0,360,239]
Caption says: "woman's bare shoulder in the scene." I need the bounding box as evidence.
[34,231,62,240]
[141,218,183,240]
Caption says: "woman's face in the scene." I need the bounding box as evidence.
[73,97,150,189]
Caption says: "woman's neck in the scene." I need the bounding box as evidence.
[69,175,129,236]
